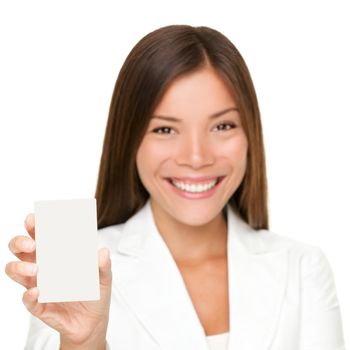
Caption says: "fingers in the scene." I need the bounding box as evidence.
[6,213,36,264]
[5,261,38,289]
[24,213,35,240]
[22,287,44,317]
[8,235,36,263]
[98,248,112,287]
[9,235,36,254]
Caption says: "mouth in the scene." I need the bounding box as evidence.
[166,176,225,194]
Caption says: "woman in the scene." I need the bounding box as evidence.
[5,25,345,350]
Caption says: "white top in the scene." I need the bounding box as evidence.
[24,200,345,349]
[206,332,230,350]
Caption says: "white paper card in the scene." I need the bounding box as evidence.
[34,198,100,303]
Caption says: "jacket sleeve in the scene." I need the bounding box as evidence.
[24,315,60,349]
[299,247,346,350]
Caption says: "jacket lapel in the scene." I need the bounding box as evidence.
[112,200,289,350]
[112,201,208,349]
[226,208,289,350]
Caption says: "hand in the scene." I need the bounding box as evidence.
[5,213,112,349]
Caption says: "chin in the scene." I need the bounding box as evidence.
[168,205,224,227]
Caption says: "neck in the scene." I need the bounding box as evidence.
[150,200,228,266]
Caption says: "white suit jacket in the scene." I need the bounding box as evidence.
[25,200,345,349]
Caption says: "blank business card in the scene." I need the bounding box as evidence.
[34,198,100,303]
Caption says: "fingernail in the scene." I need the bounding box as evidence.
[25,264,38,275]
[23,240,35,251]
[29,287,38,297]
[24,215,30,226]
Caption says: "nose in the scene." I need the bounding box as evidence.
[175,131,215,169]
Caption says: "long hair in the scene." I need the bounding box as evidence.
[95,24,268,230]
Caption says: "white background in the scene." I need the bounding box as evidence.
[1,0,349,348]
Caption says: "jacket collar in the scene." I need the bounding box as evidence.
[113,200,288,350]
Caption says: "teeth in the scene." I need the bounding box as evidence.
[171,178,218,193]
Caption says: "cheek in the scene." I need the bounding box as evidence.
[136,139,170,181]
[222,135,248,167]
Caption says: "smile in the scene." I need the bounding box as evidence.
[167,176,225,194]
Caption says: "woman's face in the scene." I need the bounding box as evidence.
[136,66,248,227]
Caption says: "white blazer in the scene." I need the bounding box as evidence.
[25,200,345,350]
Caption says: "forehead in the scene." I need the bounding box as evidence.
[153,67,237,118]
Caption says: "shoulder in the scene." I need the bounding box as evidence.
[259,228,321,253]
[97,222,126,252]
[256,229,332,275]
[96,202,151,253]
[228,207,327,264]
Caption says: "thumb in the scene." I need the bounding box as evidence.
[98,248,112,287]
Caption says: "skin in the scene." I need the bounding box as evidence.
[5,64,248,343]
[136,65,248,335]
[136,65,248,265]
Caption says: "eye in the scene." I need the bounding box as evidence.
[152,126,175,135]
[213,122,237,132]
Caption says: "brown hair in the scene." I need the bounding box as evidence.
[95,24,268,230]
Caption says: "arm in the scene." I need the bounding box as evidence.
[300,247,345,349]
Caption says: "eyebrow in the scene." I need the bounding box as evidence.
[151,107,239,122]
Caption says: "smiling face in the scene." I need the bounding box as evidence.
[136,66,248,227]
